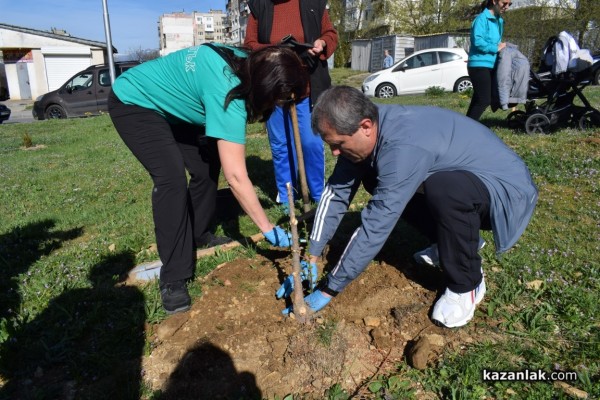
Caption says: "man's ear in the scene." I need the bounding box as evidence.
[359,118,375,136]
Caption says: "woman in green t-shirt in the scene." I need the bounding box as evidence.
[108,45,308,314]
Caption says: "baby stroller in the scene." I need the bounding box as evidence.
[507,33,600,134]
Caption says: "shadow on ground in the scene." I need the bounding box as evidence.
[0,249,145,400]
[158,342,261,400]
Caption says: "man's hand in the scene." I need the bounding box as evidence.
[264,226,292,247]
[309,39,326,57]
[282,290,332,315]
[276,261,318,299]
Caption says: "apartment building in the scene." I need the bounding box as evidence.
[158,10,228,56]
[225,0,250,45]
[195,10,228,45]
[158,13,194,56]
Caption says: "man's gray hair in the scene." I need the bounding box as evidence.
[311,86,379,136]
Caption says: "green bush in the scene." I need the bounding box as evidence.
[425,86,445,96]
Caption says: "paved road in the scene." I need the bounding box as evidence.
[0,99,36,124]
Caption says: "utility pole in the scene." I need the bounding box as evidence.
[102,0,116,83]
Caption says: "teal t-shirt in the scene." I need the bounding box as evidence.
[113,44,248,144]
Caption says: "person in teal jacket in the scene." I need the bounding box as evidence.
[109,45,308,314]
[466,0,511,121]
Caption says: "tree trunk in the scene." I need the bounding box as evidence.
[288,97,311,214]
[286,182,312,323]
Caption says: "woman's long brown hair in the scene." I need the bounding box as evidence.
[221,46,309,123]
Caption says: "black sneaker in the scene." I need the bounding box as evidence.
[196,232,233,249]
[159,280,191,314]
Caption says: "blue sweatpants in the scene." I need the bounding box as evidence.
[266,97,325,204]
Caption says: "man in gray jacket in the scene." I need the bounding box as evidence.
[281,86,538,328]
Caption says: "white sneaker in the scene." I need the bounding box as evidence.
[413,238,486,267]
[431,276,486,328]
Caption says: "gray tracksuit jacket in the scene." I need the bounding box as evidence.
[496,44,530,110]
[310,105,538,293]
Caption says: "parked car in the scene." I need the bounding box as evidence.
[32,62,139,120]
[0,104,10,123]
[592,54,600,85]
[362,47,472,98]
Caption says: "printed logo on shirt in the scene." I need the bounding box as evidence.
[185,47,200,72]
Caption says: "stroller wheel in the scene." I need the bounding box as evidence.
[578,110,600,130]
[525,113,551,134]
[507,110,527,130]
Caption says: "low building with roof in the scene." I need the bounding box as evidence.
[0,22,115,100]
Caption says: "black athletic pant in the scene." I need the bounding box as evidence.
[108,91,220,283]
[401,171,492,293]
[466,66,494,121]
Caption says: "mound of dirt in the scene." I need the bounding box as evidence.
[141,248,484,399]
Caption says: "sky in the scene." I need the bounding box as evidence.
[0,0,227,53]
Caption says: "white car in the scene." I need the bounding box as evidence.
[362,47,473,98]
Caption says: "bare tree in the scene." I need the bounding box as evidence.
[129,47,160,63]
[566,0,600,49]
[385,0,474,34]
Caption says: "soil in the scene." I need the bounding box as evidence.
[141,239,488,399]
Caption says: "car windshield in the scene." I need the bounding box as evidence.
[66,73,93,91]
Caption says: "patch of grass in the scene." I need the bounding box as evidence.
[196,247,252,277]
[142,281,166,324]
[211,277,225,287]
[329,67,369,87]
[425,86,446,96]
[324,383,350,400]
[239,281,258,293]
[21,132,33,148]
[368,374,416,399]
[409,339,594,399]
[315,318,338,347]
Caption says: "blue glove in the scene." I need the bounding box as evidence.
[282,290,332,315]
[276,261,318,299]
[264,226,292,247]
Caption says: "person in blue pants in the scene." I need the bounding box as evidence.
[244,0,338,210]
[267,97,324,208]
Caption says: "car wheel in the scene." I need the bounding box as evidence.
[45,104,67,119]
[525,113,551,134]
[594,69,600,85]
[376,83,396,98]
[454,77,472,93]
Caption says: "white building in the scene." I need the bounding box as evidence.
[225,0,250,45]
[158,13,195,56]
[0,23,113,100]
[158,10,228,56]
[195,11,228,44]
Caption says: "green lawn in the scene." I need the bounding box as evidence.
[0,73,598,399]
